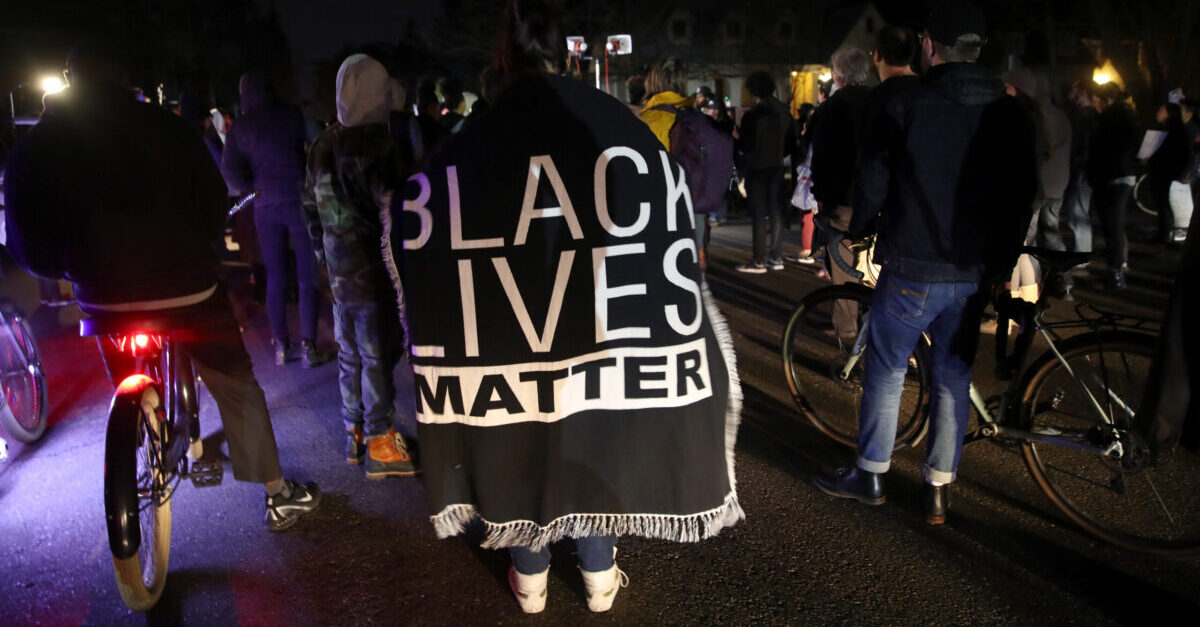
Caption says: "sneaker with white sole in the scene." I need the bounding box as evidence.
[508,566,548,613]
[767,259,785,271]
[579,551,629,612]
[265,480,322,531]
[735,262,768,274]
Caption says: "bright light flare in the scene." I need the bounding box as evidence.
[41,76,66,94]
[1092,70,1112,85]
[818,72,833,82]
[134,334,150,348]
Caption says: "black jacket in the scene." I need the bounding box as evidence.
[3,84,227,307]
[851,63,1038,283]
[737,96,795,172]
[221,73,308,211]
[810,84,872,208]
[1085,103,1139,188]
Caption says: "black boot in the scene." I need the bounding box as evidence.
[814,466,885,505]
[1106,269,1126,290]
[923,483,950,525]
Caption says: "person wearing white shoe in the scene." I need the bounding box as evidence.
[508,538,625,613]
[387,0,743,616]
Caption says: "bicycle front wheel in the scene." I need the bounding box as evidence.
[0,312,48,443]
[1021,331,1200,556]
[782,284,930,449]
[106,382,173,610]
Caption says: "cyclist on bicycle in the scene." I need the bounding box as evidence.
[2,41,321,531]
[814,3,1038,524]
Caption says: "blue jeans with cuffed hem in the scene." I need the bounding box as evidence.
[510,536,617,575]
[856,271,983,485]
[334,301,399,438]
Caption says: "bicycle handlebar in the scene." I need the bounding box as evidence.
[814,213,865,281]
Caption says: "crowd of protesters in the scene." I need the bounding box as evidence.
[2,0,1199,616]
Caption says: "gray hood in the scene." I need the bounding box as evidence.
[336,54,391,127]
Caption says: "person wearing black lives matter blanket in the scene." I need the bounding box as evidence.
[383,0,742,614]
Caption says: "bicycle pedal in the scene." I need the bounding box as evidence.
[186,460,224,488]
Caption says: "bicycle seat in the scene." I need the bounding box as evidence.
[1018,247,1090,273]
[79,314,192,339]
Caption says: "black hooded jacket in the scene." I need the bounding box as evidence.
[851,62,1038,282]
[221,72,308,211]
[3,84,228,307]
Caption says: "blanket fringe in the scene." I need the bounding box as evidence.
[430,492,745,551]
[701,279,743,496]
[379,196,412,352]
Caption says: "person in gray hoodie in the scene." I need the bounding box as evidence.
[302,54,417,478]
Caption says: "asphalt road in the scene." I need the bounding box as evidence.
[1,220,1198,626]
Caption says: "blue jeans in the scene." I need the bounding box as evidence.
[509,536,617,575]
[857,271,983,484]
[334,301,399,437]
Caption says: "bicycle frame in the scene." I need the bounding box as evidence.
[963,304,1149,459]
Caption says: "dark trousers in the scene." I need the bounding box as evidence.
[747,167,784,264]
[1142,225,1200,453]
[1151,177,1176,242]
[256,203,320,343]
[334,301,399,437]
[510,536,617,575]
[95,287,283,483]
[1093,183,1131,271]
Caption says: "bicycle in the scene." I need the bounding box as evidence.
[783,226,1200,557]
[782,229,929,450]
[0,298,48,459]
[81,313,223,610]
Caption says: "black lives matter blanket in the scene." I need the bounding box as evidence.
[383,74,742,550]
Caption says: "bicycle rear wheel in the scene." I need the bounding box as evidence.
[782,284,930,449]
[0,311,48,443]
[106,381,173,610]
[1133,174,1158,217]
[1021,331,1200,556]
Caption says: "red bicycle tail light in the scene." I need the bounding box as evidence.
[134,334,150,349]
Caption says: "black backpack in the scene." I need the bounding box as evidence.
[653,105,735,213]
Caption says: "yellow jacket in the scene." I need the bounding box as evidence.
[639,91,693,149]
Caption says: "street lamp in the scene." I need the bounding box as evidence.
[1092,69,1112,85]
[41,76,66,95]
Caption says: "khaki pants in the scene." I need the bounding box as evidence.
[826,204,860,338]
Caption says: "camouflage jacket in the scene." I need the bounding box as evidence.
[302,122,410,304]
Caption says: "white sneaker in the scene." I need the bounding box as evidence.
[579,553,629,613]
[508,566,548,613]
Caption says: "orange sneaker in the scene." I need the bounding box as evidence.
[365,430,418,479]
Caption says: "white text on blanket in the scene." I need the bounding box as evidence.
[402,147,701,357]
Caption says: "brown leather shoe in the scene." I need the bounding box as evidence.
[366,430,418,479]
[923,483,950,525]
